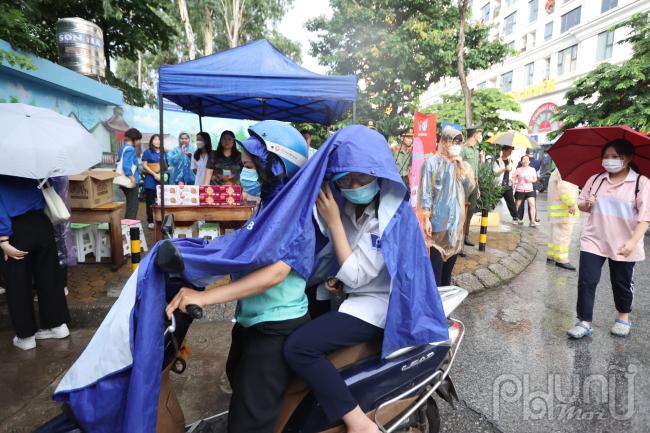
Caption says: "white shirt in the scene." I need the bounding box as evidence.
[322,201,391,328]
[191,152,210,185]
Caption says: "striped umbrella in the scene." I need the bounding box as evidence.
[487,131,540,149]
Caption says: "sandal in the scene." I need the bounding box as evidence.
[567,322,592,339]
[610,319,631,337]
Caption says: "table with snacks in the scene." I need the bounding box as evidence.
[152,185,256,241]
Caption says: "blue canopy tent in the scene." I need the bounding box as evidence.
[158,39,358,126]
[156,38,358,218]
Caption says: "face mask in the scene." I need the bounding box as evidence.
[478,133,483,143]
[449,144,462,157]
[341,179,380,205]
[196,140,205,149]
[602,158,625,173]
[240,167,261,197]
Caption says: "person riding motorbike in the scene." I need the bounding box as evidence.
[165,120,309,433]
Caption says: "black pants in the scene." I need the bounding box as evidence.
[500,186,518,220]
[577,251,635,323]
[4,210,70,338]
[144,188,156,224]
[464,189,478,241]
[226,315,309,433]
[306,284,331,319]
[517,190,536,221]
[430,247,458,286]
[119,186,139,220]
[284,311,382,422]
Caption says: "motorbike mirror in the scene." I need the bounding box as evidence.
[161,214,176,239]
[156,240,185,274]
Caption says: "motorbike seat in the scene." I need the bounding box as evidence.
[273,338,382,433]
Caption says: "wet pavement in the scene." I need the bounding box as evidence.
[1,195,649,433]
[439,200,650,433]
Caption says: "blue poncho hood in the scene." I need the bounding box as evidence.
[53,125,448,433]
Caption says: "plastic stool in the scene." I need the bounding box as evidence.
[71,223,96,263]
[121,219,148,252]
[95,223,130,259]
[173,223,195,239]
[198,222,221,241]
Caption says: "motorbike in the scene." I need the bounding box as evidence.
[35,215,468,433]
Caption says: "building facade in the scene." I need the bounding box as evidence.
[421,0,650,144]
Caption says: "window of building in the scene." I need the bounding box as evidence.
[501,71,513,92]
[481,2,490,22]
[477,81,487,88]
[505,12,516,35]
[544,22,553,41]
[543,56,551,80]
[529,0,539,23]
[506,40,515,51]
[596,30,615,60]
[557,44,578,75]
[524,62,535,86]
[601,0,618,13]
[561,7,581,33]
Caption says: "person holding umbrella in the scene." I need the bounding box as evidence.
[561,137,650,339]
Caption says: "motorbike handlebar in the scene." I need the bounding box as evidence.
[186,304,204,320]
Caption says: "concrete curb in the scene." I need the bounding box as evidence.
[451,231,538,294]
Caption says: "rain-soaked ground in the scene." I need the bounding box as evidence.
[1,196,649,433]
[437,200,650,433]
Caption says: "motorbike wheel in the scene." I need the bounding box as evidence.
[424,398,441,433]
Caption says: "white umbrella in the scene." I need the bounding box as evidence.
[0,103,103,179]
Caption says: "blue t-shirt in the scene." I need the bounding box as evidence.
[0,175,45,237]
[141,149,163,190]
[118,144,139,182]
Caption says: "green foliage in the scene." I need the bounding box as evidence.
[115,0,299,106]
[549,13,650,139]
[0,50,36,70]
[308,0,510,137]
[423,88,527,154]
[4,0,178,106]
[477,164,504,211]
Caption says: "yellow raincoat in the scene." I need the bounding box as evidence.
[547,169,579,262]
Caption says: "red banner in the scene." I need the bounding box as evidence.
[414,112,437,154]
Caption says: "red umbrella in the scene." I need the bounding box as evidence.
[548,126,650,187]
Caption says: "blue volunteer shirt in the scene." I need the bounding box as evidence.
[141,149,162,190]
[118,143,139,181]
[0,175,45,237]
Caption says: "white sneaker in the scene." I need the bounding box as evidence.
[35,323,70,340]
[0,287,5,295]
[148,223,155,229]
[13,335,36,350]
[64,286,69,296]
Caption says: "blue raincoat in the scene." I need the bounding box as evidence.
[167,144,196,185]
[53,125,448,433]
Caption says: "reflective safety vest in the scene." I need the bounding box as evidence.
[547,169,580,222]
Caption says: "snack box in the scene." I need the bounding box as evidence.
[199,185,242,196]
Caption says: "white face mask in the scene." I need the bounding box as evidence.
[196,140,205,149]
[449,144,462,157]
[602,158,625,173]
[477,133,483,143]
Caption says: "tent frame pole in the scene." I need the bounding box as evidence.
[352,101,357,124]
[199,115,203,133]
[158,92,166,223]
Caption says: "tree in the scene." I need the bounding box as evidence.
[4,0,178,105]
[0,4,41,70]
[308,0,510,137]
[116,0,301,106]
[423,88,527,154]
[456,0,472,126]
[177,0,197,59]
[549,13,650,139]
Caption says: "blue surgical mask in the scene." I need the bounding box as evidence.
[240,167,261,197]
[341,180,380,205]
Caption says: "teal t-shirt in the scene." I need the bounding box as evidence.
[236,269,308,328]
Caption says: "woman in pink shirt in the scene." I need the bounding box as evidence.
[513,155,539,227]
[567,139,650,339]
